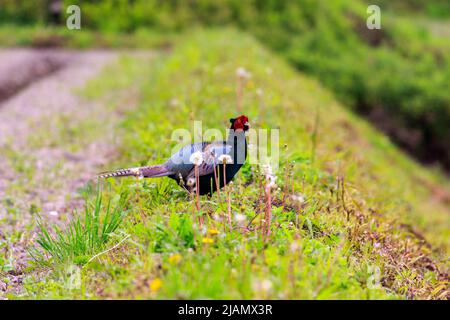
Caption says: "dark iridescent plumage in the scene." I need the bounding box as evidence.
[98,115,250,195]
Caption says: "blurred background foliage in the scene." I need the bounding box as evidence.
[0,0,449,171]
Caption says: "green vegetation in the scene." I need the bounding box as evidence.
[1,0,449,169]
[21,29,448,299]
[30,185,128,266]
[1,0,448,300]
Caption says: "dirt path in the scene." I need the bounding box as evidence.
[0,49,145,297]
[0,49,71,104]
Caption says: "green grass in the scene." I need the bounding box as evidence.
[2,0,450,169]
[13,28,450,300]
[30,184,128,266]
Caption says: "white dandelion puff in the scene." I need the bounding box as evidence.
[290,241,300,253]
[291,193,305,204]
[49,211,59,217]
[218,154,233,164]
[253,279,273,294]
[262,164,273,176]
[236,67,251,80]
[267,176,277,189]
[168,98,179,107]
[234,213,247,224]
[261,279,272,292]
[190,151,204,166]
[262,164,277,189]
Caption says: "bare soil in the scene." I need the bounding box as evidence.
[0,49,138,297]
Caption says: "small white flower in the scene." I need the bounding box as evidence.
[218,154,233,164]
[168,98,179,107]
[291,193,305,204]
[234,213,247,224]
[262,164,277,189]
[190,151,204,166]
[49,211,59,217]
[290,241,300,253]
[262,164,272,176]
[256,88,263,97]
[253,279,273,294]
[261,279,272,292]
[267,178,277,190]
[236,67,251,80]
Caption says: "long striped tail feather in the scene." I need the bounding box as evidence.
[97,165,172,179]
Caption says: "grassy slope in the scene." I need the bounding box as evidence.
[3,1,449,171]
[25,29,449,299]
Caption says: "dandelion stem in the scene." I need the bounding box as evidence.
[195,164,203,226]
[212,158,220,198]
[265,183,272,239]
[223,163,232,229]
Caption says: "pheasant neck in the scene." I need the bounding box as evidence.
[227,128,247,165]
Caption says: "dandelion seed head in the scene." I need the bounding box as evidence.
[168,98,179,107]
[262,164,273,176]
[236,67,251,80]
[291,193,306,204]
[218,154,233,164]
[234,213,247,224]
[189,151,204,166]
[253,279,273,294]
[290,241,300,253]
[261,279,272,292]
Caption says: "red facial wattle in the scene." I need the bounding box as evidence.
[232,115,250,131]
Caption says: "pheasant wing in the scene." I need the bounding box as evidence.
[187,141,232,178]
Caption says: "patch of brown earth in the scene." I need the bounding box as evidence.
[0,49,149,298]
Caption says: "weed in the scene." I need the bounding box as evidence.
[30,184,128,266]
